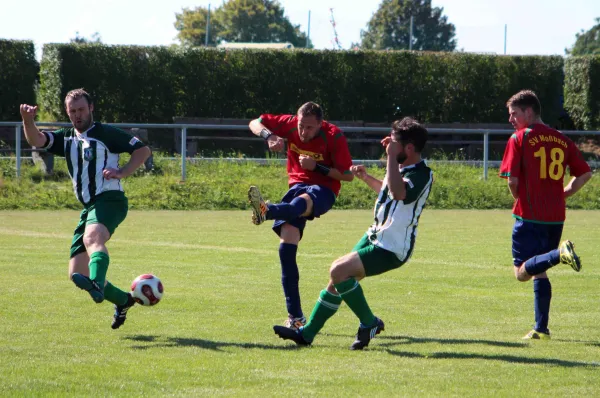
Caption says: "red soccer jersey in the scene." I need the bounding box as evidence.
[259,114,353,196]
[499,123,591,223]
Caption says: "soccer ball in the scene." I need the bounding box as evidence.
[131,274,164,306]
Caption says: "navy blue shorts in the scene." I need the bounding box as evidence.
[272,183,336,239]
[511,219,563,266]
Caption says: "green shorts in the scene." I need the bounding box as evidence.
[70,191,128,258]
[353,234,405,277]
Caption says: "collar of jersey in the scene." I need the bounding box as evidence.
[76,122,98,137]
[399,159,425,171]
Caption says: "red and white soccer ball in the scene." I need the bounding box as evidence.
[131,274,163,306]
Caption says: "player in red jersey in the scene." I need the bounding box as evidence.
[247,102,354,329]
[499,90,592,340]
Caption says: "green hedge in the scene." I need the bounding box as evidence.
[38,44,565,126]
[564,55,600,130]
[0,40,38,121]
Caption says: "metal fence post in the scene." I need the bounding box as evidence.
[16,125,22,179]
[483,131,489,181]
[181,127,187,182]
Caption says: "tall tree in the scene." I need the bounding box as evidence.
[360,0,456,51]
[566,18,600,56]
[70,32,102,44]
[174,0,311,48]
[174,7,222,47]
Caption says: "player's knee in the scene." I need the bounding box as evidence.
[298,194,313,216]
[83,231,106,248]
[329,259,347,283]
[514,266,530,282]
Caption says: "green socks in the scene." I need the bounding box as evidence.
[334,278,376,327]
[89,251,109,288]
[104,282,130,306]
[88,252,128,306]
[301,290,343,342]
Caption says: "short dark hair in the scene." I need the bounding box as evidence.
[391,117,428,153]
[506,90,541,116]
[64,88,93,108]
[297,102,323,121]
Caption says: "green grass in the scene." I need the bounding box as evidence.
[0,210,599,397]
[1,157,599,210]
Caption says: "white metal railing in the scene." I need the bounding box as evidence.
[1,121,598,181]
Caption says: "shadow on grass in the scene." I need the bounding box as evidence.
[384,350,599,368]
[124,334,302,352]
[323,333,526,348]
[377,335,526,348]
[553,339,600,348]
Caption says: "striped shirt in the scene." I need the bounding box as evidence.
[366,160,433,261]
[42,122,146,205]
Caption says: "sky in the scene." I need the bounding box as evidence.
[1,0,599,57]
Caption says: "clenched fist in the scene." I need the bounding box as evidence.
[20,104,38,123]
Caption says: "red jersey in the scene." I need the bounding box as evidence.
[259,114,353,196]
[499,123,590,223]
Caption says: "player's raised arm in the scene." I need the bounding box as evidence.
[20,104,47,148]
[384,139,406,200]
[351,165,383,193]
[249,117,284,152]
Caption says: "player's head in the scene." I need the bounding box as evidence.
[390,117,428,163]
[65,88,94,132]
[506,90,541,130]
[296,102,323,143]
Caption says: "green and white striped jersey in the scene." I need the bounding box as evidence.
[42,122,146,205]
[366,160,433,261]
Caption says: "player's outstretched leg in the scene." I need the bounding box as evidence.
[273,325,312,346]
[248,186,268,225]
[559,240,582,272]
[350,317,385,350]
[111,293,136,330]
[71,273,105,303]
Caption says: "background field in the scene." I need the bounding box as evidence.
[1,210,599,396]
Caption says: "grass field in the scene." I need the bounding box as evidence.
[1,210,599,397]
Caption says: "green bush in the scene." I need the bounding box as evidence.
[38,45,565,126]
[564,55,600,130]
[0,40,38,121]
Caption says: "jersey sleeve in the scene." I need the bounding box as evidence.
[103,126,147,154]
[41,129,66,157]
[566,138,591,177]
[403,169,433,204]
[258,114,296,138]
[499,133,521,179]
[330,131,353,173]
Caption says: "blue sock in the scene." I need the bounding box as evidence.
[279,243,302,318]
[524,249,560,276]
[267,197,307,221]
[533,278,552,333]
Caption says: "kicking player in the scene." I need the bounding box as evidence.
[20,88,151,329]
[247,102,353,330]
[273,117,433,349]
[500,90,592,340]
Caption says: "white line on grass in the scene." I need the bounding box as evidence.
[0,227,499,269]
